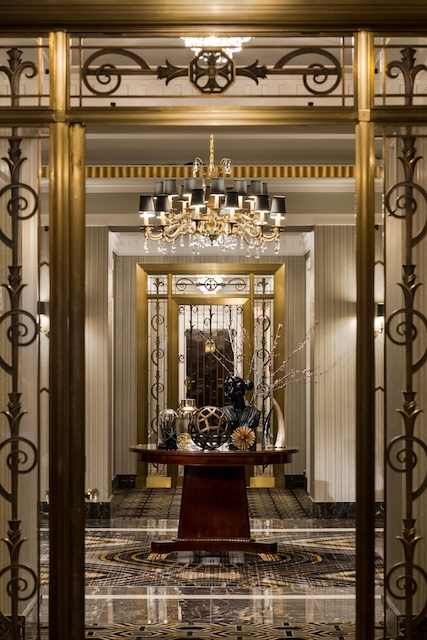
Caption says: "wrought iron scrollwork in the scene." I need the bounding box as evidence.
[188,49,235,94]
[386,47,427,106]
[82,48,154,96]
[270,47,341,95]
[174,276,247,293]
[150,301,165,437]
[80,44,342,97]
[0,48,37,105]
[0,46,39,640]
[384,45,427,640]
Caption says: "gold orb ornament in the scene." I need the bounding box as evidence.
[231,426,256,451]
[188,406,230,450]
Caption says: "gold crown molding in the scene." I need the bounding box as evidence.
[41,165,382,179]
[1,1,427,32]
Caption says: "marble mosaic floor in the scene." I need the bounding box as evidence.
[28,488,386,639]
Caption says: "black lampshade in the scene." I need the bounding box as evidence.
[210,177,225,195]
[163,179,178,196]
[183,178,198,196]
[139,194,155,215]
[154,181,164,196]
[270,196,286,217]
[190,188,205,208]
[234,178,247,196]
[224,191,239,209]
[177,184,189,202]
[155,194,171,213]
[247,180,263,198]
[254,194,270,213]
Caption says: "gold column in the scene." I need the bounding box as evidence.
[49,31,86,640]
[355,30,376,640]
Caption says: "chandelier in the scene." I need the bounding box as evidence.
[181,36,251,58]
[138,134,286,258]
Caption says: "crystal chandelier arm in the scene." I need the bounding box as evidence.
[142,225,165,242]
[163,220,196,242]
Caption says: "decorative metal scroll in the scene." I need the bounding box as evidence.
[384,46,427,640]
[0,49,39,640]
[173,276,247,294]
[149,299,165,439]
[0,48,37,106]
[386,47,427,107]
[82,48,153,96]
[82,45,341,96]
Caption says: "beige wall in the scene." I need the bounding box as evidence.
[85,227,111,501]
[312,226,357,503]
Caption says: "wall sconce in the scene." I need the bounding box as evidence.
[37,301,50,337]
[374,302,384,337]
[38,301,50,337]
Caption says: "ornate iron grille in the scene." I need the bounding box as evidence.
[0,47,42,640]
[72,36,353,107]
[0,42,49,107]
[374,39,427,106]
[383,43,427,638]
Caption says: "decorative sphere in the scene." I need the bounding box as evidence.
[188,406,230,450]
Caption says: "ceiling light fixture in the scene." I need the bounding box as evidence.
[139,135,286,258]
[181,36,251,58]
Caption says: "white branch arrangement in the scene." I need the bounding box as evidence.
[199,320,332,448]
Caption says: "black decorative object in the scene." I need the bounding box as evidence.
[188,406,230,450]
[221,375,260,450]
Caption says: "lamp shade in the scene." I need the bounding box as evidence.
[155,195,171,213]
[210,177,225,195]
[154,181,164,196]
[163,179,178,196]
[177,184,189,202]
[234,178,247,196]
[190,188,205,208]
[224,191,239,209]
[254,194,270,213]
[247,180,263,198]
[270,196,286,217]
[139,195,155,216]
[183,178,198,196]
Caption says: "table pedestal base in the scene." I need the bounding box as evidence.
[151,538,277,554]
[150,464,276,557]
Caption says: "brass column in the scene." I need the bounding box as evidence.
[355,30,376,640]
[49,31,86,640]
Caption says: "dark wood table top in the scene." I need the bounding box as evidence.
[129,445,299,466]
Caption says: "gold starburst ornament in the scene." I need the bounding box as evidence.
[231,426,256,451]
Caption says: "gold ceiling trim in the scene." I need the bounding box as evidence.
[2,1,427,31]
[41,165,382,179]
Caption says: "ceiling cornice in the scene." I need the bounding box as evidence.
[41,165,382,180]
[1,1,427,32]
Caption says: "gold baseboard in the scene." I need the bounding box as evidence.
[146,476,172,488]
[249,476,276,488]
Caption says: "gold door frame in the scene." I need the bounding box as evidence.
[136,263,285,485]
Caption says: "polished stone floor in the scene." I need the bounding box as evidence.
[27,488,385,638]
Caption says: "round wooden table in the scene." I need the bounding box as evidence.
[129,446,298,556]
